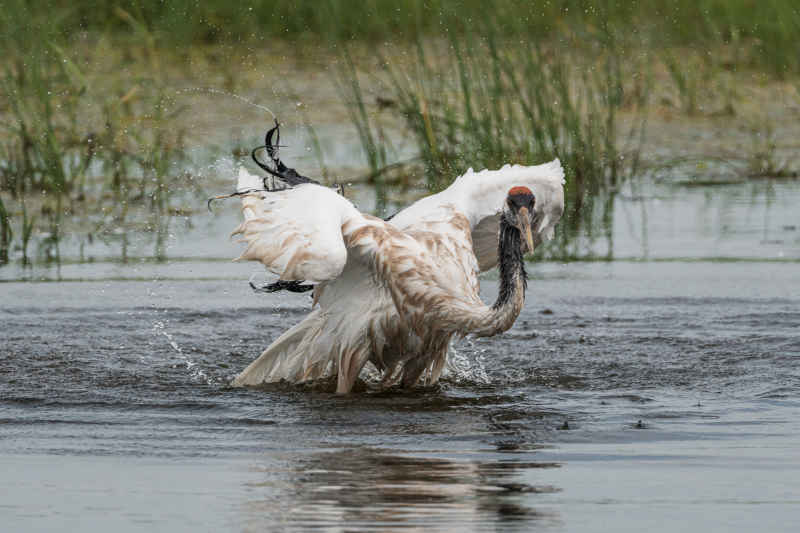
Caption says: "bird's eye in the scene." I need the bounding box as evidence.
[507,193,535,210]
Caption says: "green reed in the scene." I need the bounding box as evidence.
[1,0,797,266]
[0,196,10,263]
[334,48,393,216]
[747,123,799,178]
[664,52,699,116]
[344,20,649,258]
[0,2,191,265]
[21,0,800,76]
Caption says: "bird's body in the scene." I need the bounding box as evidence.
[230,161,565,393]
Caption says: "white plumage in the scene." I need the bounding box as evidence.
[229,161,565,393]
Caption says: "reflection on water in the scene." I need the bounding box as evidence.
[563,176,800,261]
[1,132,800,283]
[243,446,560,532]
[2,175,798,283]
[1,266,798,531]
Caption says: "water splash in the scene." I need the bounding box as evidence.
[152,320,216,385]
[444,343,491,385]
[172,88,283,188]
[174,87,276,119]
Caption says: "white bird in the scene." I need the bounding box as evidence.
[228,160,565,393]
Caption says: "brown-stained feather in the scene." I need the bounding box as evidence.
[231,179,541,393]
[281,248,313,280]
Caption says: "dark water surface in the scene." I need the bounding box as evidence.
[2,261,798,532]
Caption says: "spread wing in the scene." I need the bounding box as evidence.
[231,167,433,291]
[230,167,352,283]
[389,160,565,270]
[230,167,501,336]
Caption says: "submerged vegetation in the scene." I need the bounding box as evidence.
[1,0,799,266]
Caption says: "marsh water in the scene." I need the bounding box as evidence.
[2,149,800,531]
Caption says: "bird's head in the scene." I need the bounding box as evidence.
[504,186,536,253]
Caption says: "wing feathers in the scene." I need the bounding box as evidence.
[229,163,565,336]
[390,159,565,270]
[230,169,351,283]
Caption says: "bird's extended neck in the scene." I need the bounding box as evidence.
[474,216,528,334]
[435,216,529,337]
[493,216,528,310]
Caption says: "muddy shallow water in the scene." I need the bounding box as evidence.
[2,256,799,532]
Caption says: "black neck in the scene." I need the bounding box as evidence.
[493,215,528,310]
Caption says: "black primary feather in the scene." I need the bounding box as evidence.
[250,279,314,293]
[206,121,327,295]
[251,120,321,188]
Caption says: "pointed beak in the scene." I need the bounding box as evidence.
[518,207,535,253]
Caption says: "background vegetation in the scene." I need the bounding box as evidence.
[21,0,800,77]
[1,0,798,264]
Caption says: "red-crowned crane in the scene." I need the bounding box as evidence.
[225,127,565,393]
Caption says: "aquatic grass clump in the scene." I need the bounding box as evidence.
[0,1,88,264]
[343,25,649,259]
[334,49,398,216]
[746,123,799,179]
[0,42,86,198]
[0,3,193,265]
[0,196,11,264]
[663,52,699,116]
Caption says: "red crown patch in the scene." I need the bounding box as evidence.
[508,186,533,196]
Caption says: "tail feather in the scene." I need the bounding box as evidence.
[232,309,330,386]
[232,298,411,393]
[337,344,371,394]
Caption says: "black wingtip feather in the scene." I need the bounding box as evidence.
[251,121,320,187]
[250,279,314,294]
